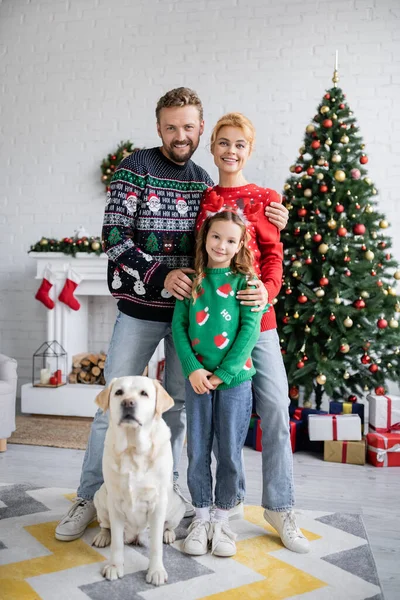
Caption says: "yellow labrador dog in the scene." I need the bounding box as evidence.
[92,376,185,586]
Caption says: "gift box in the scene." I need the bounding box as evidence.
[367,394,400,433]
[308,414,362,441]
[290,407,326,452]
[290,419,305,453]
[329,401,365,433]
[366,432,400,467]
[324,439,366,465]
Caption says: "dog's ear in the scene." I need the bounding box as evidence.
[95,378,116,412]
[153,380,174,417]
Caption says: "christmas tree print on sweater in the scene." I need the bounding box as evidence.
[172,267,262,390]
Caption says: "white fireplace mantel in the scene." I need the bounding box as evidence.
[22,252,109,417]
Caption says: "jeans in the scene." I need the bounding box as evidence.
[185,379,252,510]
[252,329,294,511]
[77,311,186,500]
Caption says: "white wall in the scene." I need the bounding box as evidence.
[1,0,399,391]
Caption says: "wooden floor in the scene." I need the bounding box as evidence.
[1,444,398,600]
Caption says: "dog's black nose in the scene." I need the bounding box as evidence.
[122,399,135,408]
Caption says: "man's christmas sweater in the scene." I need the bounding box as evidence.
[102,147,213,321]
[196,184,283,331]
[172,268,262,390]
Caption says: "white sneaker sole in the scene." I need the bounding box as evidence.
[55,518,96,541]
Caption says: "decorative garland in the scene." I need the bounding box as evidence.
[100,140,141,190]
[29,236,103,257]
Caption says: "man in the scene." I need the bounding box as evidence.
[56,88,306,553]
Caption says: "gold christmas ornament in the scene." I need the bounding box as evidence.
[332,154,341,163]
[304,232,312,241]
[372,188,377,195]
[343,371,350,379]
[388,364,392,369]
[360,291,369,299]
[290,165,296,173]
[389,319,399,329]
[305,325,311,333]
[284,183,291,191]
[394,270,400,280]
[344,316,353,328]
[299,146,306,154]
[316,373,327,385]
[316,173,324,180]
[326,138,332,146]
[304,189,312,198]
[306,124,315,133]
[365,204,373,213]
[327,218,337,229]
[303,400,312,408]
[334,170,346,182]
[364,177,372,185]
[91,241,101,251]
[326,199,332,207]
[364,250,375,261]
[320,106,329,114]
[317,158,326,166]
[334,294,342,305]
[39,238,48,246]
[383,289,388,296]
[292,260,302,268]
[388,287,397,296]
[379,219,389,229]
[340,135,350,144]
[315,288,325,298]
[294,311,300,319]
[371,231,377,239]
[318,243,329,254]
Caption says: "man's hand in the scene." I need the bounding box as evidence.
[164,268,195,300]
[209,374,223,388]
[236,280,269,312]
[189,369,215,394]
[265,201,289,231]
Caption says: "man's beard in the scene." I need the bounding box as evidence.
[163,139,198,164]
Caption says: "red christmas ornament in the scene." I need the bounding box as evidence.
[308,315,315,323]
[297,183,302,189]
[385,253,391,260]
[355,203,361,209]
[361,244,367,251]
[371,270,376,276]
[294,227,301,236]
[295,165,303,173]
[324,93,331,99]
[297,361,305,369]
[360,155,368,164]
[361,354,371,364]
[285,288,293,295]
[344,269,351,276]
[289,386,300,399]
[338,227,348,237]
[340,123,347,129]
[344,255,351,262]
[335,204,344,213]
[363,342,371,350]
[297,207,307,217]
[339,103,345,109]
[329,314,336,322]
[281,348,286,355]
[375,386,385,395]
[322,119,333,128]
[282,316,290,324]
[379,241,386,248]
[353,223,366,235]
[305,257,312,265]
[315,208,321,215]
[311,140,321,149]
[298,294,308,304]
[111,155,117,160]
[377,318,388,329]
[307,167,315,175]
[348,395,357,403]
[353,298,366,309]
[303,355,308,361]
[313,233,322,243]
[369,364,379,373]
[319,184,328,193]
[319,277,329,286]
[376,280,383,287]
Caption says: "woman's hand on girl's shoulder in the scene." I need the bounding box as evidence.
[236,279,269,312]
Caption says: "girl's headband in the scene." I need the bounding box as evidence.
[201,189,262,226]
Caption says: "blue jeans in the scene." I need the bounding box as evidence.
[77,311,186,500]
[185,379,252,510]
[252,329,294,511]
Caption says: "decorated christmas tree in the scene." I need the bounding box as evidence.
[276,61,400,408]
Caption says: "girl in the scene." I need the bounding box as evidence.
[172,210,263,557]
[195,113,309,554]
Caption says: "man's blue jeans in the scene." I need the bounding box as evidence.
[77,311,185,500]
[185,379,252,510]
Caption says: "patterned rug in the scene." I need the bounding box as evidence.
[9,416,91,450]
[0,484,383,600]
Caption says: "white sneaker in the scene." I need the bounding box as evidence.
[263,509,310,553]
[173,482,195,518]
[55,498,96,541]
[211,521,237,557]
[182,519,212,555]
[228,501,244,520]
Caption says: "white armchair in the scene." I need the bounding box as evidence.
[0,353,18,452]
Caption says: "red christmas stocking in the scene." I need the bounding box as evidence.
[58,268,82,311]
[35,265,55,309]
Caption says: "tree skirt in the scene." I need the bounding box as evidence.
[0,484,384,600]
[8,415,91,450]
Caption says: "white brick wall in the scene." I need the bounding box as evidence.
[1,0,399,392]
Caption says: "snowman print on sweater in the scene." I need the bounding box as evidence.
[121,265,146,296]
[111,268,122,290]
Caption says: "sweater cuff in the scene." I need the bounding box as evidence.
[213,367,234,386]
[182,355,205,378]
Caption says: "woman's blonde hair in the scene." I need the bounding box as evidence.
[210,112,256,154]
[192,211,255,302]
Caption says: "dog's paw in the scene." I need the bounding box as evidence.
[102,562,124,581]
[163,528,176,544]
[146,565,168,586]
[92,529,111,548]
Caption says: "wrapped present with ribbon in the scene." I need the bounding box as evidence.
[366,431,400,467]
[329,401,365,433]
[290,407,327,452]
[289,419,305,453]
[367,394,400,433]
[309,414,362,441]
[324,439,366,465]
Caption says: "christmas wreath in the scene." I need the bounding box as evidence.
[29,236,103,257]
[100,140,141,190]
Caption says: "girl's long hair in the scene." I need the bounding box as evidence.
[192,211,255,302]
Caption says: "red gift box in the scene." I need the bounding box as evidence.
[255,419,262,452]
[366,432,400,467]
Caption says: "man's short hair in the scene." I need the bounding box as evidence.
[156,87,203,122]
